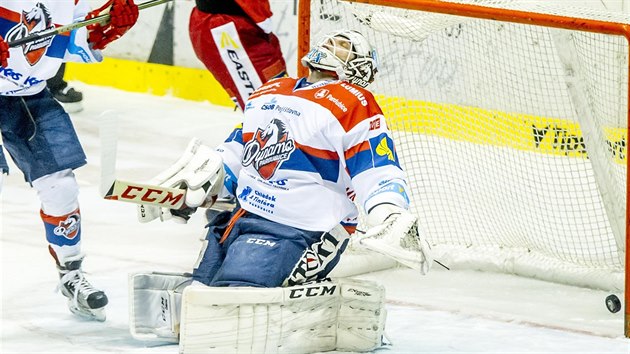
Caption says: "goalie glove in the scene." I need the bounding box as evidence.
[137,138,225,224]
[359,203,433,274]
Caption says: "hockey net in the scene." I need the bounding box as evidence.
[299,0,628,297]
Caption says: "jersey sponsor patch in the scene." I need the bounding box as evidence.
[370,134,398,167]
[367,179,410,205]
[369,117,381,130]
[237,185,276,214]
[211,22,263,104]
[345,134,400,178]
[313,87,348,112]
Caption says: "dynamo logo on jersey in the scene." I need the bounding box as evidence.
[5,3,55,66]
[242,119,295,179]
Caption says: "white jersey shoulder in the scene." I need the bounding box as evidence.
[1,0,101,96]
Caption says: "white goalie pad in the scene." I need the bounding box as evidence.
[137,138,225,223]
[129,272,192,342]
[179,279,387,354]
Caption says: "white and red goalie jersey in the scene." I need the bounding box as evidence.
[0,0,102,96]
[217,77,411,233]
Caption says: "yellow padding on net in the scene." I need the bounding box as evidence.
[64,59,626,164]
[376,95,627,164]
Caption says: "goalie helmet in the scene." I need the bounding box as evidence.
[301,29,378,88]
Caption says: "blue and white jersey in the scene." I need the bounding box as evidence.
[0,0,101,96]
[217,77,411,233]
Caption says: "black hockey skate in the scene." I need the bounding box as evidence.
[52,86,84,113]
[57,254,108,321]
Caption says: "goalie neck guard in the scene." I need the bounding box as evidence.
[301,29,379,88]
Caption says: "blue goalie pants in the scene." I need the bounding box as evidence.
[192,208,350,287]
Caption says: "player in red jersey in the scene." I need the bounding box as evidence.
[189,0,287,111]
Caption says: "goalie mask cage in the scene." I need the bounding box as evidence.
[298,0,630,336]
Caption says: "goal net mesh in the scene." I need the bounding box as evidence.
[311,0,629,291]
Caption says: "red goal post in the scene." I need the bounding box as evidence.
[298,0,630,336]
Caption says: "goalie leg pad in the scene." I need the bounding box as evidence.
[129,272,192,342]
[336,279,387,352]
[178,279,386,353]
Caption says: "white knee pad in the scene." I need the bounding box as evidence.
[33,169,79,216]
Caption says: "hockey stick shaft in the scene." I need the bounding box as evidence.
[7,0,172,48]
[99,110,119,198]
[98,110,186,210]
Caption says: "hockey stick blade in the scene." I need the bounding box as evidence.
[7,0,172,48]
[103,179,186,209]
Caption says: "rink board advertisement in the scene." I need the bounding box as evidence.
[66,0,627,164]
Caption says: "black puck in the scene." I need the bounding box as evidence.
[605,294,621,313]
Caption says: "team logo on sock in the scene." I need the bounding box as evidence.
[5,3,54,66]
[53,214,81,239]
[242,119,295,179]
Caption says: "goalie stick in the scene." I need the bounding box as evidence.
[99,110,189,209]
[100,121,231,211]
[104,180,237,210]
[7,0,173,48]
[103,180,187,208]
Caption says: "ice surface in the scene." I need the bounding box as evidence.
[1,83,628,353]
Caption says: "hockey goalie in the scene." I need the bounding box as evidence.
[129,29,432,353]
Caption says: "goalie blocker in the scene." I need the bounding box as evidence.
[130,272,387,353]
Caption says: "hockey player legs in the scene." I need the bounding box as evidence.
[0,0,140,321]
[0,144,8,194]
[0,92,107,320]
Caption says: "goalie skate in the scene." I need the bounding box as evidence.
[57,254,108,321]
